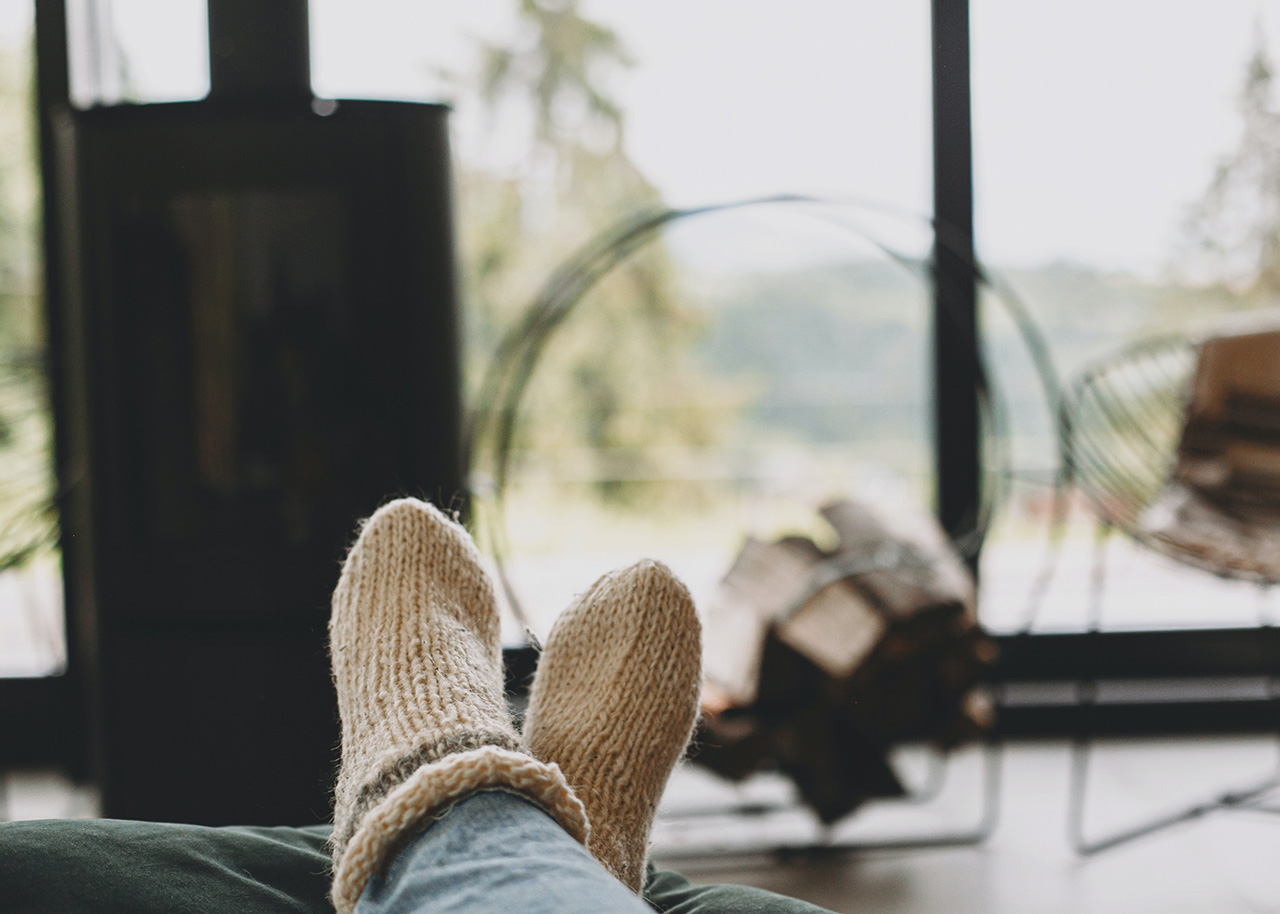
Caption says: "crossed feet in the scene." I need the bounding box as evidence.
[328,498,702,914]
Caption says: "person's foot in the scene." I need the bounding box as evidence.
[523,560,702,892]
[329,498,586,914]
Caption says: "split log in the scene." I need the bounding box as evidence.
[696,497,996,823]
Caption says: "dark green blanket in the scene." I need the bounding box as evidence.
[0,818,832,914]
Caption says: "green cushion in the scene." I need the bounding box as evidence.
[645,868,834,914]
[0,818,832,914]
[1,819,334,914]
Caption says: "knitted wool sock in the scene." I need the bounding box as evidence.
[328,498,588,914]
[523,559,702,893]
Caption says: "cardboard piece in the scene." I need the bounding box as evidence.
[1140,318,1280,578]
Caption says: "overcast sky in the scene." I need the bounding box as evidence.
[1,0,1277,277]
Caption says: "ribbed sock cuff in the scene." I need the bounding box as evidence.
[331,746,590,914]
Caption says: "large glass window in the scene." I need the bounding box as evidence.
[974,1,1280,632]
[67,0,209,106]
[315,2,938,635]
[47,0,1271,640]
[0,2,945,665]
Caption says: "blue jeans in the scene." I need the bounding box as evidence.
[356,790,652,914]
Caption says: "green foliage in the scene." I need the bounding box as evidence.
[1179,27,1280,298]
[459,0,738,505]
[478,0,630,153]
[0,37,56,569]
[0,40,39,341]
[697,260,930,445]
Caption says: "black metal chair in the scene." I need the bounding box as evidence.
[1055,330,1280,854]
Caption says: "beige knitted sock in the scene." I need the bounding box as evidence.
[523,559,702,893]
[328,498,588,914]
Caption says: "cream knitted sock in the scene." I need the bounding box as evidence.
[328,498,588,914]
[523,559,702,893]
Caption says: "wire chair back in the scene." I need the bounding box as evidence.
[1063,336,1196,539]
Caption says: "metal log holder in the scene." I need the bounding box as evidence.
[465,189,1071,858]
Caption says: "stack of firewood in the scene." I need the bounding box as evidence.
[695,498,996,824]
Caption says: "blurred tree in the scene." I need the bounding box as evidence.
[1180,29,1280,299]
[458,0,742,504]
[0,34,57,568]
[0,40,39,339]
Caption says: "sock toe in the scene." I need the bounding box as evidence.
[525,559,701,891]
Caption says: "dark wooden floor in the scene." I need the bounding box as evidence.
[653,737,1280,914]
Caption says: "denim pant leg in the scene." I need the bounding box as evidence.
[356,789,651,914]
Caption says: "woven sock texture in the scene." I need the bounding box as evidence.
[524,559,702,892]
[328,498,587,914]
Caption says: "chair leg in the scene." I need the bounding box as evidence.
[1067,520,1108,853]
[899,744,951,805]
[1071,751,1280,855]
[1069,535,1280,853]
[1243,675,1280,815]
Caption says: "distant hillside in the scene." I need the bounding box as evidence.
[691,258,1253,449]
[696,260,928,444]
